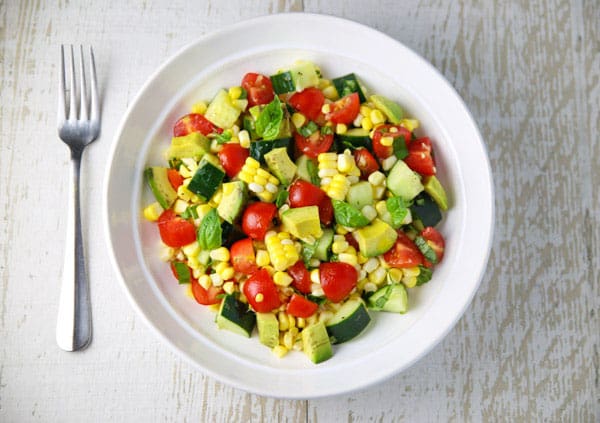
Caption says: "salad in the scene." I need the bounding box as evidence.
[143,61,449,364]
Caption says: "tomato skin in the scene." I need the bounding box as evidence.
[230,238,258,275]
[218,143,250,178]
[421,227,445,264]
[294,131,334,159]
[173,113,222,137]
[289,87,325,121]
[167,168,184,190]
[404,137,436,176]
[287,260,312,294]
[344,232,359,250]
[241,73,275,107]
[319,262,358,303]
[353,148,379,179]
[371,125,413,160]
[318,196,333,226]
[191,279,223,305]
[286,294,318,318]
[243,269,281,312]
[326,92,360,124]
[288,180,326,208]
[157,209,197,248]
[383,231,424,268]
[241,202,277,240]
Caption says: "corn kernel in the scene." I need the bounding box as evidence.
[357,252,368,264]
[182,241,200,258]
[221,266,235,281]
[322,85,338,100]
[380,135,394,147]
[370,109,385,125]
[364,258,380,274]
[363,282,378,293]
[292,112,306,128]
[361,117,374,131]
[249,182,264,193]
[337,153,354,173]
[381,155,398,171]
[283,331,294,349]
[388,268,403,283]
[272,345,288,358]
[191,101,208,115]
[256,249,270,267]
[368,171,386,187]
[159,244,174,262]
[278,311,289,331]
[335,123,348,135]
[361,205,378,221]
[318,152,338,163]
[255,293,264,303]
[274,271,293,287]
[288,314,296,329]
[318,311,334,324]
[335,225,348,235]
[321,104,331,114]
[228,86,243,100]
[311,283,325,297]
[222,281,235,295]
[369,267,387,285]
[360,105,372,117]
[353,113,364,127]
[246,157,260,168]
[338,253,358,266]
[400,118,419,132]
[238,130,251,148]
[296,317,306,328]
[143,202,163,221]
[310,269,320,284]
[332,240,349,254]
[308,258,320,268]
[198,274,212,290]
[374,185,387,199]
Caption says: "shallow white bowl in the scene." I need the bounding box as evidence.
[104,13,494,398]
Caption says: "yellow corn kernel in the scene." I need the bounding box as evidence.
[322,85,338,100]
[198,274,212,290]
[177,184,194,201]
[318,152,338,163]
[361,205,378,221]
[221,266,235,281]
[278,311,289,331]
[335,123,348,135]
[306,314,318,326]
[228,86,243,100]
[370,109,385,125]
[274,271,293,287]
[191,101,208,115]
[360,105,372,117]
[321,104,331,114]
[255,293,264,303]
[159,244,174,262]
[337,153,354,173]
[213,261,228,274]
[331,240,349,254]
[238,130,251,148]
[208,303,220,312]
[369,267,387,285]
[310,269,320,284]
[143,202,163,221]
[292,112,306,129]
[403,275,418,288]
[363,282,378,293]
[256,249,270,267]
[182,241,200,258]
[209,247,230,262]
[357,252,368,264]
[246,157,261,169]
[253,174,268,186]
[296,317,306,328]
[237,170,253,183]
[380,136,394,147]
[188,257,200,270]
[223,281,236,295]
[283,330,295,349]
[368,171,386,187]
[272,345,289,358]
[388,268,403,283]
[400,118,419,132]
[288,314,296,329]
[361,116,373,131]
[338,253,358,266]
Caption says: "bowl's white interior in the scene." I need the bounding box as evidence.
[105,13,493,398]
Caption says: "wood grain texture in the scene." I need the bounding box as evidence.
[0,0,597,421]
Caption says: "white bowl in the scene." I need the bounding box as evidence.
[104,13,494,398]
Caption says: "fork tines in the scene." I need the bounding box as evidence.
[58,45,99,124]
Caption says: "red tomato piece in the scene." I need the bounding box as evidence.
[319,262,357,303]
[218,143,250,178]
[286,294,318,318]
[371,125,413,160]
[167,168,184,190]
[173,113,222,137]
[404,137,436,176]
[318,196,333,226]
[191,278,223,305]
[287,260,312,294]
[241,73,275,107]
[243,269,281,312]
[230,238,258,275]
[353,148,379,179]
[288,87,325,121]
[288,180,326,208]
[421,227,445,264]
[344,233,359,250]
[383,231,424,268]
[326,92,360,124]
[294,131,334,159]
[157,209,197,248]
[241,202,278,240]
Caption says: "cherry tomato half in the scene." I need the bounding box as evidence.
[404,137,436,176]
[326,92,360,124]
[191,279,223,306]
[287,260,311,294]
[421,227,445,265]
[157,209,197,248]
[319,262,357,303]
[371,125,412,160]
[353,148,379,179]
[288,180,326,208]
[241,73,275,107]
[318,196,333,226]
[288,87,325,121]
[218,143,250,178]
[230,238,258,275]
[241,202,278,240]
[167,168,184,190]
[173,113,222,137]
[383,231,424,268]
[294,131,334,159]
[286,294,318,318]
[243,268,281,312]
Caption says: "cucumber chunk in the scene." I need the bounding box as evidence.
[386,160,424,201]
[216,294,256,337]
[145,166,177,209]
[366,284,408,313]
[326,298,371,344]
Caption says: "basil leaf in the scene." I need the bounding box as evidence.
[275,190,289,208]
[306,159,320,186]
[255,96,283,140]
[332,199,370,228]
[386,196,409,228]
[214,130,232,145]
[197,208,222,250]
[416,265,433,286]
[393,135,408,160]
[414,236,438,264]
[172,261,191,284]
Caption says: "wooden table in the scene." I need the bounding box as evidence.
[1,1,597,421]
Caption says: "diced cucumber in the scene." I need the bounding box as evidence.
[290,61,320,91]
[249,138,292,163]
[270,71,295,94]
[410,192,442,227]
[295,154,319,185]
[386,160,424,201]
[325,298,371,344]
[145,166,177,209]
[313,228,334,261]
[205,89,243,129]
[216,294,256,337]
[346,181,373,210]
[332,73,367,102]
[187,157,225,200]
[366,283,408,313]
[335,128,372,151]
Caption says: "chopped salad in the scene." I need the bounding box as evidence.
[143,61,449,363]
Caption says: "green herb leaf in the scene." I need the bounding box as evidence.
[320,125,333,135]
[275,190,289,208]
[301,242,317,266]
[393,135,408,160]
[298,120,319,137]
[414,236,438,264]
[306,159,320,186]
[255,96,283,140]
[332,199,370,228]
[214,130,232,145]
[386,196,409,228]
[197,208,222,250]
[172,261,191,284]
[416,265,433,286]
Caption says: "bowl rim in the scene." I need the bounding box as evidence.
[103,12,495,398]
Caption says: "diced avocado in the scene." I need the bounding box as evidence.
[302,321,333,364]
[423,175,448,211]
[145,167,177,209]
[346,181,373,210]
[353,218,398,258]
[205,89,243,129]
[216,294,256,337]
[290,61,320,92]
[313,228,334,261]
[264,147,297,185]
[366,284,408,313]
[370,95,403,124]
[281,206,323,242]
[256,312,279,348]
[217,181,247,224]
[295,154,319,184]
[386,160,424,201]
[187,156,225,200]
[166,132,210,160]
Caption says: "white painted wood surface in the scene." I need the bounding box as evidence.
[1,0,597,421]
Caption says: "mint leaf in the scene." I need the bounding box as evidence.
[386,196,409,228]
[306,159,320,186]
[414,236,438,263]
[393,135,408,160]
[332,199,370,228]
[214,130,232,145]
[255,96,283,140]
[197,208,222,250]
[275,190,289,208]
[172,261,191,284]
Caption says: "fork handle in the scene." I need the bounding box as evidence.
[56,149,92,351]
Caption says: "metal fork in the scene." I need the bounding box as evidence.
[56,45,100,351]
